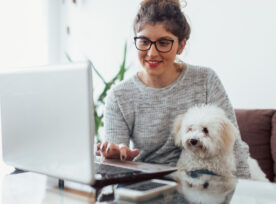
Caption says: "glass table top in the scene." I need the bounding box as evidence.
[2,171,276,204]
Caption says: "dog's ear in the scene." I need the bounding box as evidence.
[221,118,238,153]
[173,114,184,146]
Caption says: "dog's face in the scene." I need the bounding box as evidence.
[173,105,238,159]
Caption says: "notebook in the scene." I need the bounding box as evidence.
[0,62,176,187]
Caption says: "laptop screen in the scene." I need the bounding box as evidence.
[0,62,95,184]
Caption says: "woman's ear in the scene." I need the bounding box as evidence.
[177,39,186,55]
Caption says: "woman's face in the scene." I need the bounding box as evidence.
[136,23,185,77]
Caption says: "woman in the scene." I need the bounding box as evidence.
[98,0,250,178]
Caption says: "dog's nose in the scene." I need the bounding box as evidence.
[190,139,198,146]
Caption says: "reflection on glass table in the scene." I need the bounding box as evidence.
[2,171,276,204]
[116,174,238,204]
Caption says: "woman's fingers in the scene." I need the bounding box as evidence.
[118,144,127,160]
[119,148,127,161]
[97,142,120,159]
[105,143,120,159]
[97,141,108,158]
[106,142,112,153]
[97,142,140,161]
[129,149,140,160]
[119,145,140,161]
[100,141,108,152]
[97,143,101,151]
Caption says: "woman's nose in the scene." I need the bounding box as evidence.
[147,44,159,57]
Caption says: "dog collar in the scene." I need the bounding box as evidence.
[189,169,219,178]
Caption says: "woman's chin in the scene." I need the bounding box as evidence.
[144,66,164,76]
[146,71,163,78]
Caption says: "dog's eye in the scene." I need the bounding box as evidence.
[187,127,192,132]
[203,127,209,134]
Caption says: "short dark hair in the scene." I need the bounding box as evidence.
[133,0,191,42]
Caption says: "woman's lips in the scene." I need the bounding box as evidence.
[146,60,162,68]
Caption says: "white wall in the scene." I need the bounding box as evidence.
[59,0,276,109]
[184,0,276,109]
[0,0,48,69]
[58,0,141,98]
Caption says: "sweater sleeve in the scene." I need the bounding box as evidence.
[104,88,130,145]
[206,68,251,179]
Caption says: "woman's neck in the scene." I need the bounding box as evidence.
[138,63,185,88]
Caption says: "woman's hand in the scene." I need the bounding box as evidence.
[97,142,140,161]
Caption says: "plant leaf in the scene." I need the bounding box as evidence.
[86,58,107,85]
[65,52,73,62]
[65,42,129,141]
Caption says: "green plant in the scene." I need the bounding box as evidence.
[66,42,129,143]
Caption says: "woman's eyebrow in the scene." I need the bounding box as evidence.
[136,35,174,40]
[157,36,174,40]
[136,35,148,39]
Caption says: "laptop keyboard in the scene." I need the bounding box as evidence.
[95,162,142,179]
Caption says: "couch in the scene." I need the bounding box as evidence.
[235,109,276,182]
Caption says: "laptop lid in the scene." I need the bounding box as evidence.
[0,62,95,185]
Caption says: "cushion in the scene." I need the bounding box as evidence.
[271,113,276,182]
[235,109,276,182]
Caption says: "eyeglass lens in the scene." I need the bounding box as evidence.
[135,38,173,53]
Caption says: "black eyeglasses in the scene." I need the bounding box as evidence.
[134,37,174,53]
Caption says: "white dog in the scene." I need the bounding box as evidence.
[172,105,268,203]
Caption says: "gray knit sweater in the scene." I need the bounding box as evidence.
[104,63,250,178]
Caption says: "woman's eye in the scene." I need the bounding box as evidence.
[158,40,170,47]
[139,39,150,45]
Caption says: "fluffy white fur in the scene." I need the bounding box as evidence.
[176,172,237,204]
[172,104,268,203]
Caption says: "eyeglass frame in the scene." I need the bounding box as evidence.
[134,36,175,53]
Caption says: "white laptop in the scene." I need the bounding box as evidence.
[0,62,176,187]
